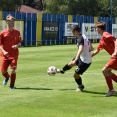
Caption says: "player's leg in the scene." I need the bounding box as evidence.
[102,67,114,91]
[102,67,116,96]
[9,59,17,89]
[102,58,117,96]
[106,58,117,83]
[74,59,91,91]
[57,57,77,74]
[110,73,117,83]
[73,72,84,91]
[1,59,10,85]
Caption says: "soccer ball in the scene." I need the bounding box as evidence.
[47,66,57,75]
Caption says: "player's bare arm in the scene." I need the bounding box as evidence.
[12,43,21,49]
[111,38,117,58]
[0,46,8,56]
[92,49,100,57]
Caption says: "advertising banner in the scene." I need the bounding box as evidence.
[43,22,58,40]
[82,23,101,39]
[64,22,78,39]
[112,24,117,38]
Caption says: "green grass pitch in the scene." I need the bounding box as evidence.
[0,43,117,117]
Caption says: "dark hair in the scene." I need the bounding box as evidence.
[71,25,80,32]
[95,21,106,30]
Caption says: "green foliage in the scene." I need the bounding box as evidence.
[0,0,43,12]
[0,0,23,11]
[43,0,67,14]
[43,0,117,17]
[43,0,100,15]
[98,0,110,17]
[98,0,117,17]
[0,0,116,17]
[112,0,117,17]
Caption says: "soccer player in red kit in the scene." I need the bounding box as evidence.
[92,21,117,97]
[0,14,22,89]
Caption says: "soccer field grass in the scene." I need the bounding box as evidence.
[0,44,117,117]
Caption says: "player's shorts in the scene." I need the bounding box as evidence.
[0,58,17,72]
[72,57,91,75]
[105,58,117,70]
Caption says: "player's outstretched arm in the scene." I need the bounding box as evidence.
[92,49,100,57]
[89,42,94,52]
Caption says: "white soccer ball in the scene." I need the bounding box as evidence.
[47,66,57,75]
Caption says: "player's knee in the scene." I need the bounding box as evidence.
[10,69,16,74]
[68,63,72,67]
[102,68,111,76]
[102,67,107,73]
[68,61,75,67]
[102,69,107,76]
[102,69,105,74]
[73,72,80,79]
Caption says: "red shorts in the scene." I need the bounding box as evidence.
[105,58,117,70]
[0,58,17,72]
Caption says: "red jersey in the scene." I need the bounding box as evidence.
[97,32,116,56]
[0,29,22,59]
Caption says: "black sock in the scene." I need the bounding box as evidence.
[63,64,71,71]
[75,77,82,86]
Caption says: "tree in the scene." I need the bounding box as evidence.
[112,0,117,17]
[0,0,23,11]
[43,0,100,15]
[43,0,117,17]
[98,0,117,17]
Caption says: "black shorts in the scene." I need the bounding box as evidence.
[72,57,91,75]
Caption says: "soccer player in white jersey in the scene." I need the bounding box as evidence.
[57,25,94,91]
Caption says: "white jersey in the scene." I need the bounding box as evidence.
[77,34,92,64]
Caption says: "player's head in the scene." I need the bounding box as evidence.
[71,25,81,38]
[95,21,106,34]
[6,14,15,27]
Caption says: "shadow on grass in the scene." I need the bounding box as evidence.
[58,89,75,91]
[59,89,117,97]
[83,90,105,95]
[83,90,117,97]
[59,89,105,94]
[15,87,53,90]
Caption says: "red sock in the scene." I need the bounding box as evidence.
[111,74,117,83]
[2,72,10,78]
[10,73,16,86]
[105,76,113,90]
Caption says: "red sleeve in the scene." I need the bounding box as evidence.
[97,39,104,50]
[97,43,103,50]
